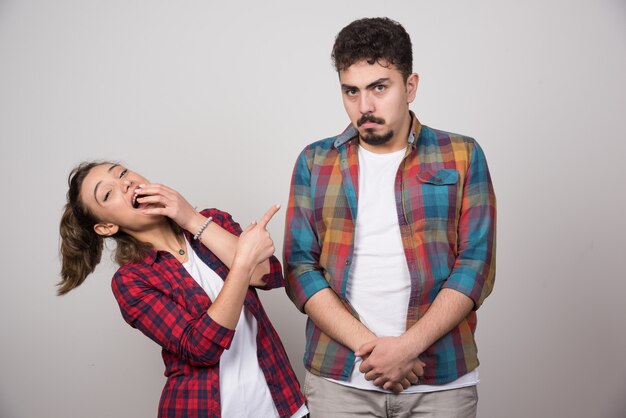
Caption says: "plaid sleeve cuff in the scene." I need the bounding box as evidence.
[442,266,486,309]
[192,312,236,350]
[256,256,284,290]
[200,208,243,235]
[290,269,330,312]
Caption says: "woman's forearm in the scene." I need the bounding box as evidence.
[191,216,270,285]
[205,260,255,329]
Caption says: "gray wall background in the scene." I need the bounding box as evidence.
[1,0,625,417]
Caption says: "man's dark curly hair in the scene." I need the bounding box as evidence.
[332,17,413,81]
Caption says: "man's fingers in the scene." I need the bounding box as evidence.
[355,340,376,357]
[382,381,403,393]
[257,204,281,229]
[391,383,404,394]
[406,371,419,385]
[412,362,425,377]
[360,361,373,374]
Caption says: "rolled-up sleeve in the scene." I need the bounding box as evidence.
[442,141,496,309]
[112,269,234,367]
[283,148,330,312]
[255,255,284,290]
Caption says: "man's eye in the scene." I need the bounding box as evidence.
[346,89,357,97]
[374,85,386,92]
[104,191,111,202]
[119,169,128,178]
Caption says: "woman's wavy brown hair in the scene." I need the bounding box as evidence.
[58,161,178,295]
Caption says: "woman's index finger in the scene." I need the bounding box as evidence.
[257,204,281,229]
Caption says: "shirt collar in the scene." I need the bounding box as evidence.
[333,124,358,148]
[333,111,422,149]
[141,248,159,265]
[407,111,422,148]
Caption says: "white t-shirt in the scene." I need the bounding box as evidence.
[327,145,478,393]
[182,238,308,417]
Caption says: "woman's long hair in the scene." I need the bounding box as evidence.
[58,161,178,295]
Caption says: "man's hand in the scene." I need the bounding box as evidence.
[356,336,425,393]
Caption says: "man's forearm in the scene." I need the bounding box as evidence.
[304,288,376,352]
[403,288,474,356]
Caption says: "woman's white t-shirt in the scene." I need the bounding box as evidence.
[182,238,308,417]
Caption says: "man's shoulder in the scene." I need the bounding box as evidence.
[301,124,357,153]
[418,125,489,168]
[303,136,338,152]
[420,124,478,148]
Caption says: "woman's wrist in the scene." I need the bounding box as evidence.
[184,213,209,236]
[231,255,256,279]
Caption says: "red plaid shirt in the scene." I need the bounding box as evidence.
[111,208,305,418]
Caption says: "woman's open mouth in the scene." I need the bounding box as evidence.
[132,193,146,209]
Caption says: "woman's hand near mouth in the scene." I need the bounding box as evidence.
[132,183,206,233]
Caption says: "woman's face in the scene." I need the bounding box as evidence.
[80,163,158,236]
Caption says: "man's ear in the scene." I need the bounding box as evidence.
[93,222,119,237]
[406,73,419,103]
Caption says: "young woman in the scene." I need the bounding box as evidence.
[58,161,307,418]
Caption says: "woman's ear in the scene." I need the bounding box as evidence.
[93,222,119,237]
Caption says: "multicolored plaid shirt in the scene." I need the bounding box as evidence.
[112,208,305,418]
[284,113,496,385]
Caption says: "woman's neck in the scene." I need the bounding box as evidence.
[129,221,187,261]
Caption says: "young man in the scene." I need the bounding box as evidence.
[284,17,496,417]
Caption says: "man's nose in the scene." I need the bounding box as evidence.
[359,92,374,114]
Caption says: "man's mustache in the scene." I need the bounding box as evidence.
[357,114,385,127]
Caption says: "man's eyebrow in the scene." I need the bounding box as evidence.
[365,78,390,89]
[93,164,119,203]
[341,78,390,92]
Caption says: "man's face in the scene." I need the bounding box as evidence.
[339,60,418,151]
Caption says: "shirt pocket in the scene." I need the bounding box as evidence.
[415,168,459,222]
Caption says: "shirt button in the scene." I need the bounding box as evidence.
[345,259,351,266]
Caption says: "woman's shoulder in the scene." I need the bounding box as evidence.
[112,261,148,285]
[199,207,231,221]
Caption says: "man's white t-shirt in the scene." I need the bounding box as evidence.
[327,145,478,393]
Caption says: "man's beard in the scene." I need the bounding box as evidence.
[360,130,394,146]
[357,113,393,146]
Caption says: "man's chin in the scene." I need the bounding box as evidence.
[360,130,394,146]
